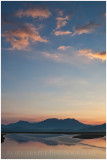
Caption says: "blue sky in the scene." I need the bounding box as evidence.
[1,1,106,124]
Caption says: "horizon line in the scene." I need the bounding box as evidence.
[2,117,106,126]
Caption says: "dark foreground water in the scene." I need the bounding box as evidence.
[1,134,106,159]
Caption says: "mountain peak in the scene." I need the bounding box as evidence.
[43,118,59,122]
[16,120,29,124]
[64,118,77,121]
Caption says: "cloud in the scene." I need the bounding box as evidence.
[56,16,69,30]
[42,47,106,64]
[54,30,72,36]
[16,8,51,19]
[79,49,92,54]
[55,10,74,30]
[79,49,106,61]
[42,47,79,64]
[2,23,48,50]
[54,11,73,36]
[42,52,60,60]
[72,21,101,36]
[58,46,71,51]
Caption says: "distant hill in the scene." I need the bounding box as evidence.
[1,118,106,133]
[78,123,106,132]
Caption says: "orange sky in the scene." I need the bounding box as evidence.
[2,112,106,125]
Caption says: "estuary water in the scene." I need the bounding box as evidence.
[1,134,106,159]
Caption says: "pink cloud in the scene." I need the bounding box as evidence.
[72,21,101,36]
[16,8,51,19]
[79,49,106,61]
[78,49,92,54]
[56,16,69,30]
[42,52,59,59]
[58,46,71,51]
[3,23,48,50]
[43,48,106,63]
[54,30,72,36]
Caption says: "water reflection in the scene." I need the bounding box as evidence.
[1,134,106,159]
[6,134,82,146]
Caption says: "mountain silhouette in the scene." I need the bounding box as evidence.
[1,118,106,133]
[78,123,106,132]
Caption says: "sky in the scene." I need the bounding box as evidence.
[1,1,106,125]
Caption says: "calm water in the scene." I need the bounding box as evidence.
[1,134,106,159]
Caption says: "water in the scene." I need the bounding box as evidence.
[1,134,106,159]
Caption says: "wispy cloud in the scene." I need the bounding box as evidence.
[55,10,73,30]
[42,47,80,64]
[56,16,69,30]
[72,21,101,36]
[54,30,72,36]
[58,45,71,51]
[16,8,51,19]
[42,52,60,60]
[53,10,72,36]
[42,47,106,63]
[2,23,48,50]
[79,49,92,54]
[79,49,106,61]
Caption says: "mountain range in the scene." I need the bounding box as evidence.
[1,118,106,133]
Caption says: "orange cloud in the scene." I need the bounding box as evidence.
[79,49,106,61]
[42,52,59,59]
[3,23,48,50]
[56,16,69,30]
[54,30,72,36]
[16,8,51,19]
[79,49,92,54]
[58,45,71,51]
[43,47,106,63]
[72,21,101,36]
